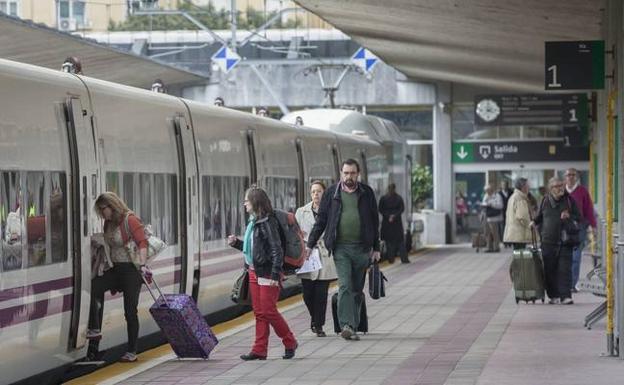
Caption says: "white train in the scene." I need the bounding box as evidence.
[0,58,410,385]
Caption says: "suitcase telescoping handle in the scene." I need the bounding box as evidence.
[530,226,538,249]
[141,274,170,308]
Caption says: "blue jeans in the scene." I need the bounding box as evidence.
[571,225,588,288]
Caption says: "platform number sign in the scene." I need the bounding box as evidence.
[545,41,605,90]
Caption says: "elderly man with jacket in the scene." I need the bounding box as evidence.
[532,177,581,305]
[503,177,534,250]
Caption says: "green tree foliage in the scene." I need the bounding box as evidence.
[109,2,301,31]
[411,164,433,210]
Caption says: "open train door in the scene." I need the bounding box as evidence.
[64,97,99,351]
[173,115,200,296]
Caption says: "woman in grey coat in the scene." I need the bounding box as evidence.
[296,181,338,337]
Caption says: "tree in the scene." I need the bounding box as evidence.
[411,165,433,210]
[109,3,287,31]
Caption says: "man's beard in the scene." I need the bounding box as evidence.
[344,179,356,188]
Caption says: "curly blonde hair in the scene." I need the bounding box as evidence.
[94,191,131,225]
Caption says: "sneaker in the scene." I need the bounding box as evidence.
[86,329,102,340]
[119,352,137,362]
[548,298,560,305]
[340,325,354,340]
[561,297,574,305]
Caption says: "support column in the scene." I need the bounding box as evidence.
[433,82,453,243]
[611,0,624,359]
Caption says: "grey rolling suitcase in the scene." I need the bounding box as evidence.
[509,230,545,304]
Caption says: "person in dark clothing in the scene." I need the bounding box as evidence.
[379,183,408,264]
[228,186,298,360]
[531,177,580,305]
[306,158,381,341]
[498,180,514,247]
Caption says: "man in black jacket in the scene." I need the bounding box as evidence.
[306,159,381,341]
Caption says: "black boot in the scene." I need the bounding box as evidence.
[240,352,266,361]
[283,343,298,359]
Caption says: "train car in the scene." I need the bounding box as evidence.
[282,109,411,221]
[0,58,409,385]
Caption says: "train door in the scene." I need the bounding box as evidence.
[331,144,340,182]
[295,139,305,207]
[65,97,98,351]
[360,150,369,184]
[173,116,199,295]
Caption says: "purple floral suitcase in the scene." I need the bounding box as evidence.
[143,277,218,359]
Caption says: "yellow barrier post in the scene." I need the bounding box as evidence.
[606,90,617,355]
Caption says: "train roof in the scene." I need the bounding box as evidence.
[281,109,404,145]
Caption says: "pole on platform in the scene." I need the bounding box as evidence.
[606,90,617,356]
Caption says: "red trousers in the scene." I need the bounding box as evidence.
[248,270,297,356]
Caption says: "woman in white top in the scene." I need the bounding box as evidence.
[295,180,338,337]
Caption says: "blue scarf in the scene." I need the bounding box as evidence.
[242,216,255,266]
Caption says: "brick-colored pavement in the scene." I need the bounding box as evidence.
[103,246,623,385]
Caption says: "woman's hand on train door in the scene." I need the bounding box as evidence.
[371,250,381,263]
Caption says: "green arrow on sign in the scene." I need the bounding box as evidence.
[452,143,473,163]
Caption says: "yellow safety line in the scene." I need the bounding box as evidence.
[64,248,429,385]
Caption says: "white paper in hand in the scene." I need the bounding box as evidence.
[296,248,323,274]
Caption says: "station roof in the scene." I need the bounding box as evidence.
[0,13,206,89]
[295,0,604,91]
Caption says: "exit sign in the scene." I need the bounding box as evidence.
[545,40,605,90]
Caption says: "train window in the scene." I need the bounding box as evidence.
[264,177,298,213]
[50,172,68,263]
[138,173,152,227]
[202,175,249,241]
[123,173,135,211]
[1,171,23,271]
[152,173,178,245]
[106,172,178,245]
[26,172,46,267]
[168,174,178,245]
[106,172,120,195]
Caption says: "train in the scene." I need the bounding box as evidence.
[0,58,410,385]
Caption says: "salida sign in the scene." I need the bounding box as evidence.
[452,141,588,163]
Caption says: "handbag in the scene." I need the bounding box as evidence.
[231,269,251,305]
[124,214,167,267]
[560,197,580,247]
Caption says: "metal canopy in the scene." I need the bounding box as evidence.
[0,14,206,89]
[295,0,605,91]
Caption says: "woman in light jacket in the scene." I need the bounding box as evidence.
[503,177,535,249]
[295,181,337,337]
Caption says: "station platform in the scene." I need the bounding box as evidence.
[66,246,624,385]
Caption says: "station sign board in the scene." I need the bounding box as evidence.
[452,141,589,164]
[474,93,588,127]
[545,40,605,90]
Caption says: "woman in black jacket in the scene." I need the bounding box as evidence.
[532,177,581,305]
[228,186,298,360]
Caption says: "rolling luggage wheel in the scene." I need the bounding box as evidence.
[532,299,536,304]
[515,298,519,304]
